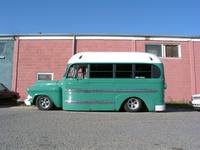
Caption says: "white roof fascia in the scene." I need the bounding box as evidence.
[150,37,191,42]
[75,36,145,40]
[191,39,200,42]
[18,35,200,42]
[68,52,162,64]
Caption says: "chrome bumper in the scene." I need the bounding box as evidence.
[24,95,32,106]
[190,100,200,108]
[155,105,166,111]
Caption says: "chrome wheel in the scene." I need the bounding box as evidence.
[124,98,142,112]
[36,96,54,110]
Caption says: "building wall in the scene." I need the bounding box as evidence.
[194,42,200,94]
[11,35,200,102]
[0,38,14,90]
[162,42,191,101]
[13,39,72,99]
[76,40,133,52]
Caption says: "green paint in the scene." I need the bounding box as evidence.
[26,62,166,112]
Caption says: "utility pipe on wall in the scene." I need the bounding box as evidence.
[72,35,76,55]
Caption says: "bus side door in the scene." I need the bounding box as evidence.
[63,64,90,110]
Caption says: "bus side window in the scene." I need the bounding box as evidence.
[77,68,83,78]
[134,64,161,78]
[116,64,132,78]
[135,64,151,78]
[77,65,88,79]
[152,65,161,78]
[84,68,88,78]
[90,64,113,78]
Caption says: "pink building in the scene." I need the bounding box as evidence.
[9,34,200,102]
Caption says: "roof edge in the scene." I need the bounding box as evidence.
[0,33,200,40]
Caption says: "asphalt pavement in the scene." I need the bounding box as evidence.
[0,104,200,150]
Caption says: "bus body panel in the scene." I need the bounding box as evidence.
[26,81,62,108]
[62,61,166,111]
[25,52,166,112]
[62,77,165,111]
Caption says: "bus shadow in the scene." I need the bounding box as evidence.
[165,104,198,112]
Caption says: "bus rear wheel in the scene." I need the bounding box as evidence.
[36,96,54,110]
[124,98,142,112]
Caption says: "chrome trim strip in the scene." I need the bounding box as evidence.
[65,89,157,93]
[65,100,114,104]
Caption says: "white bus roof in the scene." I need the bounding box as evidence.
[68,52,162,64]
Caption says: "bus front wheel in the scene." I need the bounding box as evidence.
[36,96,54,110]
[124,98,142,112]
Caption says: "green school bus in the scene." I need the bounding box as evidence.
[25,52,166,112]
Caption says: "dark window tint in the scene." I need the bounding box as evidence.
[70,64,161,79]
[152,65,161,78]
[91,64,112,71]
[135,64,161,78]
[116,64,132,78]
[135,64,151,78]
[0,84,6,91]
[90,64,113,78]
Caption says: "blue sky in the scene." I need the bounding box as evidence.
[1,0,200,36]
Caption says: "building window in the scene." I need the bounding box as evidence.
[165,45,179,57]
[0,42,6,59]
[145,45,162,57]
[37,73,53,81]
[145,44,180,58]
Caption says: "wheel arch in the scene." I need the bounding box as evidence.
[31,93,62,109]
[35,95,55,110]
[115,94,148,111]
[32,94,53,105]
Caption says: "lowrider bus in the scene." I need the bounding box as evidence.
[25,52,166,112]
